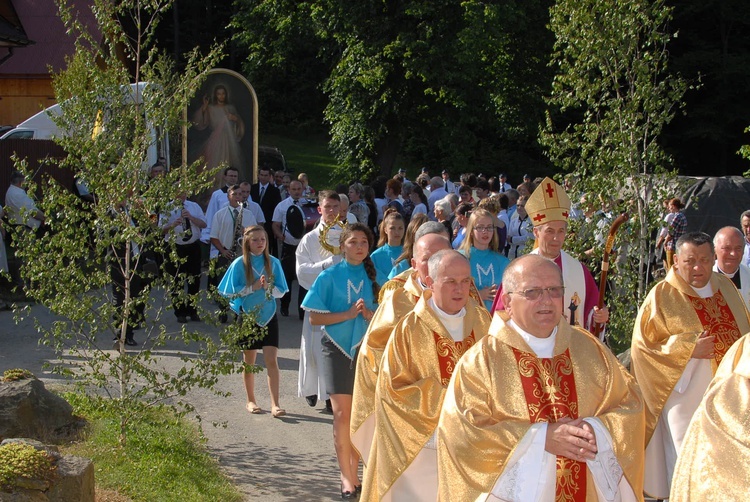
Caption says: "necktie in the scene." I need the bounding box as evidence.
[259,185,266,203]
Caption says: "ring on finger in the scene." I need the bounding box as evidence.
[579,447,584,454]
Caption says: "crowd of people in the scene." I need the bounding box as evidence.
[4,163,750,501]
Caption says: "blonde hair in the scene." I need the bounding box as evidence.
[460,208,499,258]
[241,225,272,288]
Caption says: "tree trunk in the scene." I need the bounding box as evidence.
[375,132,401,178]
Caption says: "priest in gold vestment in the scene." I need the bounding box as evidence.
[361,250,491,501]
[438,254,644,502]
[351,228,452,463]
[670,332,750,501]
[631,232,750,499]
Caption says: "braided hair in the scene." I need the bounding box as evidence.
[339,222,380,299]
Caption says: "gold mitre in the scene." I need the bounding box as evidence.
[525,177,571,227]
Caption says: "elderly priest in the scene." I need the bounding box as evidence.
[438,254,644,501]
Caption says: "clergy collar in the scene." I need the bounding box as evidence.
[716,264,738,278]
[509,319,558,358]
[691,282,714,299]
[428,297,466,319]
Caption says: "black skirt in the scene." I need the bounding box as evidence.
[236,314,280,351]
[320,335,358,395]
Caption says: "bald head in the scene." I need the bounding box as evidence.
[501,254,564,338]
[502,254,562,294]
[426,250,472,314]
[714,226,745,274]
[412,233,451,282]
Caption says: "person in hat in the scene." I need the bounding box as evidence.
[398,168,410,182]
[490,177,609,335]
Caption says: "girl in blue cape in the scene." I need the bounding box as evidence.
[388,212,428,279]
[301,222,379,498]
[218,225,288,418]
[459,208,510,310]
[370,208,405,285]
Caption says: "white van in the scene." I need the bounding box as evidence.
[0,83,169,168]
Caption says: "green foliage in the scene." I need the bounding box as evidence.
[63,393,243,501]
[542,0,687,350]
[9,0,250,447]
[234,0,555,181]
[0,443,57,492]
[742,125,750,176]
[2,369,35,382]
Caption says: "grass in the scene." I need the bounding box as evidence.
[259,131,421,188]
[260,132,341,190]
[61,393,243,502]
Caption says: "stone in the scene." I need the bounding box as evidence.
[46,456,95,502]
[0,489,49,501]
[0,439,94,502]
[0,379,75,440]
[0,439,61,460]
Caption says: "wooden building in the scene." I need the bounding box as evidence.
[0,0,97,127]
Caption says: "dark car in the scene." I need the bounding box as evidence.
[258,145,289,173]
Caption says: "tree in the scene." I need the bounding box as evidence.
[541,0,686,351]
[663,0,750,176]
[233,0,554,181]
[8,0,246,445]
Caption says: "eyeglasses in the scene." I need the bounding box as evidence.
[473,226,494,233]
[507,286,565,301]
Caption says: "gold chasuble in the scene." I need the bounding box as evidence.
[670,334,750,501]
[437,315,644,502]
[630,268,750,443]
[361,291,491,501]
[351,269,422,462]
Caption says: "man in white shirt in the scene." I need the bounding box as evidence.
[427,177,448,218]
[5,171,45,234]
[272,180,306,318]
[161,193,207,323]
[295,190,343,411]
[499,173,513,193]
[441,170,456,195]
[208,184,258,322]
[201,167,239,244]
[239,181,265,223]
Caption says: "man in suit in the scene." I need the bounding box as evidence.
[251,166,282,256]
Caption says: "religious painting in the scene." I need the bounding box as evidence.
[187,68,258,187]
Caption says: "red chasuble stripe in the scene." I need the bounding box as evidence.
[433,331,476,386]
[690,291,742,365]
[512,347,587,502]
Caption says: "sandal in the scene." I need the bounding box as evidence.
[271,407,286,418]
[246,402,262,414]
